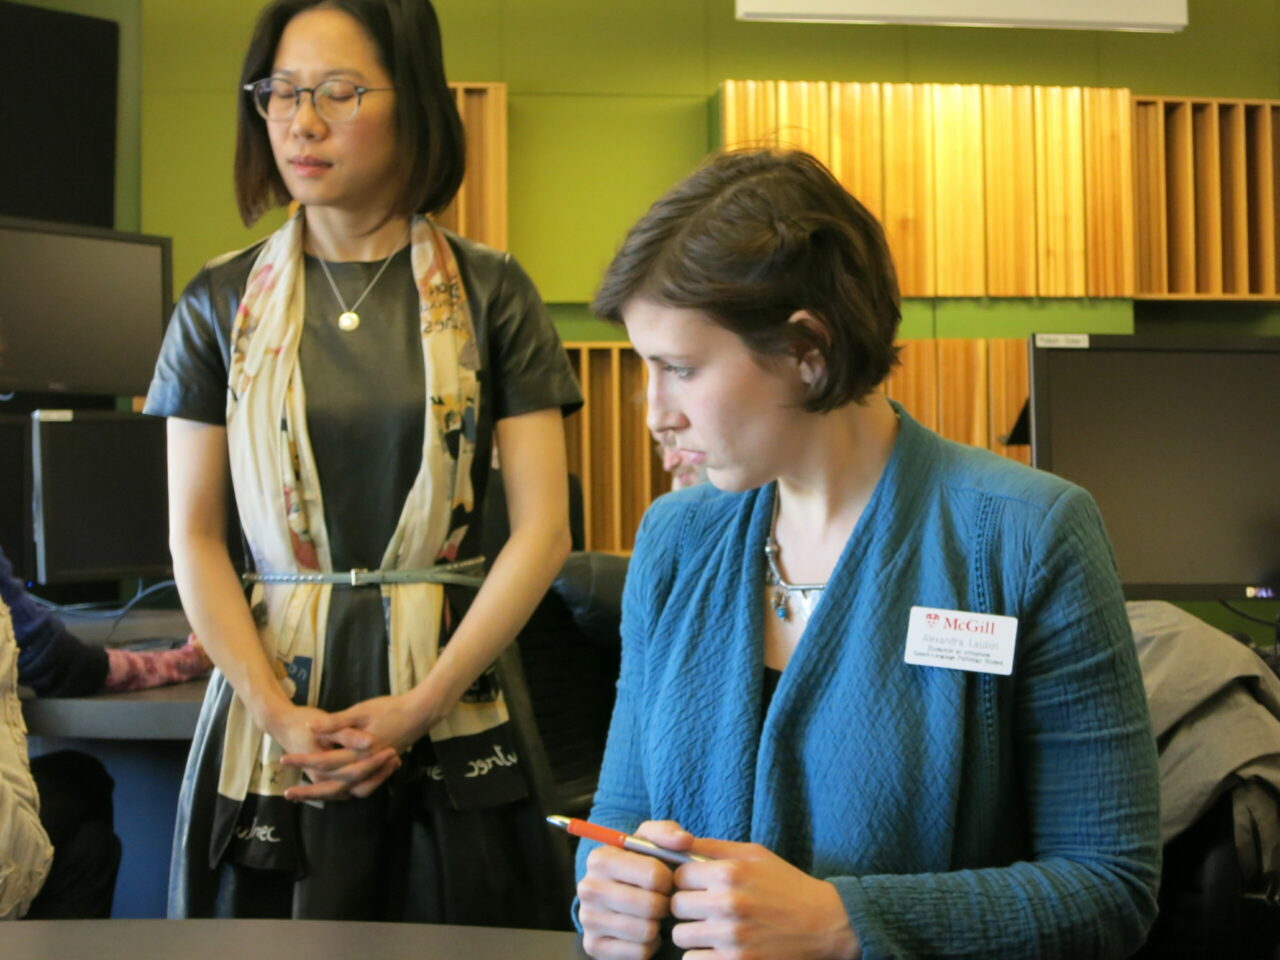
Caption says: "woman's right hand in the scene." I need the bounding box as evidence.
[267,703,400,801]
[578,820,689,960]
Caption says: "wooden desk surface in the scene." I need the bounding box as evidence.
[9,919,588,959]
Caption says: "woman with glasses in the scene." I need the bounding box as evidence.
[145,0,581,924]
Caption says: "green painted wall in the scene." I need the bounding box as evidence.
[135,0,1280,304]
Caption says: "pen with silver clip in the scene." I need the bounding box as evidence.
[546,814,714,865]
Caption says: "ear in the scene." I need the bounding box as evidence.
[787,309,826,386]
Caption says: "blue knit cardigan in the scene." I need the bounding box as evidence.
[577,407,1160,960]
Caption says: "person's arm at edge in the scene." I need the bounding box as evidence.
[403,406,571,727]
[0,545,107,698]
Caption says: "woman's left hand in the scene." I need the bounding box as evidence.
[302,693,430,758]
[279,693,429,800]
[669,838,861,960]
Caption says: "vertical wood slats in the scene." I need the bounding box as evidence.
[882,83,935,296]
[1133,100,1169,294]
[1134,96,1280,297]
[1246,105,1276,293]
[984,86,1038,297]
[721,80,1131,299]
[933,85,986,297]
[1193,103,1224,293]
[1084,87,1135,297]
[830,83,883,221]
[1165,101,1198,293]
[1034,86,1087,297]
[435,83,507,250]
[564,339,1030,553]
[1220,104,1249,294]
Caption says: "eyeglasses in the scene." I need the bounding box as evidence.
[243,77,395,123]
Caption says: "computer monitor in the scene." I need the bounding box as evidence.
[0,415,32,579]
[30,410,170,584]
[1029,334,1280,601]
[0,216,171,397]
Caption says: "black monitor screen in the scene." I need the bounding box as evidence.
[1030,334,1280,600]
[0,217,170,397]
[31,410,170,584]
[0,415,30,579]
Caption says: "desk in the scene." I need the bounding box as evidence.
[22,677,206,739]
[23,677,207,918]
[8,919,588,959]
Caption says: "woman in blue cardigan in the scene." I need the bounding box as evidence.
[574,150,1161,960]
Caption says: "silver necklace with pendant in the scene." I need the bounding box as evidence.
[315,234,405,333]
[763,493,826,622]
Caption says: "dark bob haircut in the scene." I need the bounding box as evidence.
[593,149,902,412]
[233,0,465,226]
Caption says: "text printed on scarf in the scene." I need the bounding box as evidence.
[903,606,1018,676]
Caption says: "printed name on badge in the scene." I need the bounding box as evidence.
[903,606,1018,676]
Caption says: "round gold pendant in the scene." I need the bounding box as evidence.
[337,311,361,332]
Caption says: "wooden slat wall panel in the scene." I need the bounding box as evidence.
[777,81,832,167]
[722,81,1133,300]
[936,339,988,448]
[587,350,619,551]
[1220,103,1250,293]
[1134,99,1169,294]
[618,352,649,551]
[1269,106,1280,289]
[884,339,939,432]
[1134,94,1280,298]
[1192,103,1224,293]
[1034,86,1087,296]
[984,85,1038,297]
[1084,87,1135,296]
[1164,101,1197,293]
[1246,105,1276,294]
[1273,105,1280,291]
[830,82,883,220]
[883,83,935,297]
[933,85,986,297]
[435,83,506,250]
[566,339,1029,552]
[564,348,591,542]
[721,80,780,148]
[987,338,1031,465]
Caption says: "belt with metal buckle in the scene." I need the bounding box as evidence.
[242,556,485,588]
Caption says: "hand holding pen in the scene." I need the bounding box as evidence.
[547,815,714,865]
[565,815,860,960]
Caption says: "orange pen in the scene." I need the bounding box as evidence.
[546,815,714,865]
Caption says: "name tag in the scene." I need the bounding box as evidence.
[903,606,1018,676]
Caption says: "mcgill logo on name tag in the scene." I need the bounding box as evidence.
[903,606,1018,676]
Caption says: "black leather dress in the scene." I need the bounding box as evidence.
[145,229,582,925]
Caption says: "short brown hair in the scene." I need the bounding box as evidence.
[593,149,901,411]
[233,0,465,226]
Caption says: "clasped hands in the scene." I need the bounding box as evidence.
[269,694,428,802]
[578,821,860,960]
